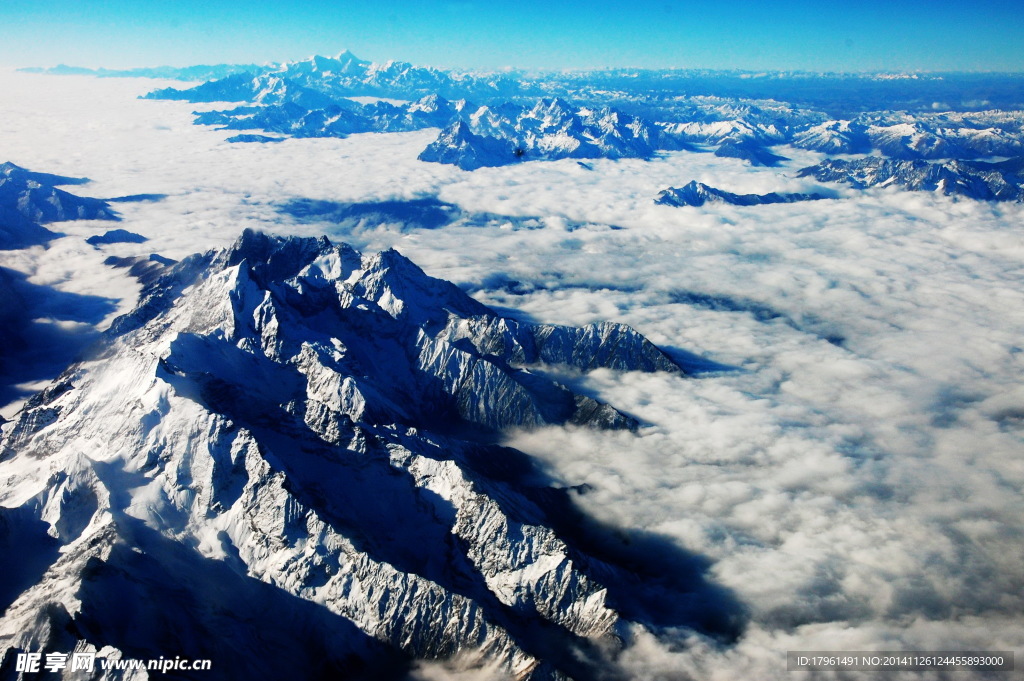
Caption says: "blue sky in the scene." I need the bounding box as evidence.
[2,0,1022,72]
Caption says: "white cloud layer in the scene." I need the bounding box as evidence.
[1,69,1022,678]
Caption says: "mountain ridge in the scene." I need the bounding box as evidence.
[0,230,741,680]
[135,51,1024,173]
[797,156,1024,201]
[656,180,828,207]
[0,162,117,249]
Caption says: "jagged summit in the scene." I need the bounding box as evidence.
[138,57,1024,173]
[418,98,665,169]
[189,90,669,169]
[418,119,517,170]
[0,230,732,679]
[112,228,677,431]
[283,51,372,80]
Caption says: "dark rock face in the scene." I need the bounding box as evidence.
[0,162,117,249]
[713,138,788,167]
[86,229,148,246]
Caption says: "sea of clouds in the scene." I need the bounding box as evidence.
[1,68,1022,679]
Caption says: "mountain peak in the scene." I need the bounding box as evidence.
[334,49,365,62]
[0,229,708,677]
[223,228,330,265]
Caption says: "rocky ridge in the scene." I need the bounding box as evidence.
[797,156,1024,201]
[0,230,735,680]
[656,180,827,207]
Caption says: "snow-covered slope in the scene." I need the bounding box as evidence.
[0,230,720,680]
[791,120,871,154]
[417,119,517,170]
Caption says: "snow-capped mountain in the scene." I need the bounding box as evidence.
[845,114,1024,160]
[655,118,786,145]
[139,52,1024,175]
[195,94,466,139]
[866,122,964,160]
[191,93,672,168]
[287,50,371,78]
[655,180,827,207]
[144,51,522,103]
[797,156,1024,201]
[417,120,517,170]
[0,162,117,249]
[419,98,666,169]
[791,120,871,154]
[0,230,733,679]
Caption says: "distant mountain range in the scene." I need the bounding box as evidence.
[656,181,828,207]
[27,54,1024,112]
[798,157,1024,201]
[19,63,260,81]
[128,52,1024,175]
[25,52,1024,193]
[194,93,466,137]
[144,50,522,102]
[419,98,683,169]
[193,92,680,169]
